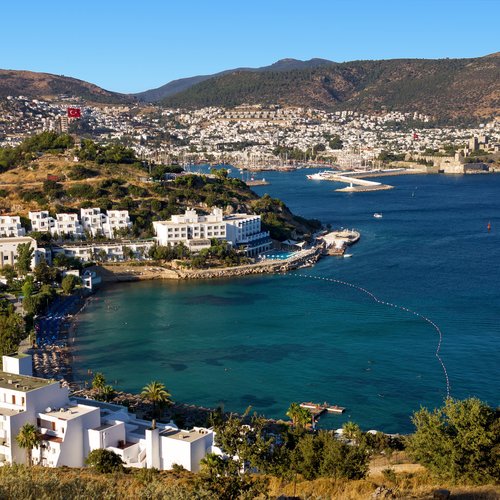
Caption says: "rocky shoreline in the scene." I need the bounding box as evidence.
[96,245,324,283]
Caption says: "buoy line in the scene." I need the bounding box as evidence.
[296,273,451,398]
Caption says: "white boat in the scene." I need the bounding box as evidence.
[343,253,353,258]
[306,171,333,180]
[373,213,383,218]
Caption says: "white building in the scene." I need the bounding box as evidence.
[29,211,55,233]
[153,208,271,256]
[0,216,26,238]
[53,240,154,262]
[0,355,214,470]
[225,214,271,256]
[0,236,43,270]
[80,208,107,237]
[105,210,132,238]
[52,214,84,239]
[153,208,227,249]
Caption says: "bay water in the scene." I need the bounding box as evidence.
[73,171,500,433]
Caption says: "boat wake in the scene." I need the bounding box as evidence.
[296,273,451,399]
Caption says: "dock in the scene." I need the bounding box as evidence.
[300,402,346,420]
[318,229,360,256]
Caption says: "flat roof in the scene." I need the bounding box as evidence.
[160,428,210,443]
[0,371,57,392]
[0,407,21,417]
[43,404,98,421]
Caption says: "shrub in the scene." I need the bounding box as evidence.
[85,449,123,473]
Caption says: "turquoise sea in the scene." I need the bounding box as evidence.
[73,171,500,433]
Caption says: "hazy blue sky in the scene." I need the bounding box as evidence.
[2,0,498,93]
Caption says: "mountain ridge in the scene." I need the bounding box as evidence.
[0,54,498,120]
[158,54,500,120]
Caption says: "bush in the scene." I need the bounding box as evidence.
[85,449,123,473]
[407,398,500,484]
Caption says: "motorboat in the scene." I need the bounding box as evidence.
[373,213,383,218]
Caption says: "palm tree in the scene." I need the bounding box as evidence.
[141,381,171,426]
[16,423,41,466]
[286,402,302,427]
[342,421,361,444]
[296,407,312,429]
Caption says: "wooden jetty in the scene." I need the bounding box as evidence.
[300,402,346,419]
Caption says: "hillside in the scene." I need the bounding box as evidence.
[160,54,500,120]
[0,69,135,104]
[0,135,320,241]
[134,58,334,102]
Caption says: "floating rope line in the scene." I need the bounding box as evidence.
[297,273,451,399]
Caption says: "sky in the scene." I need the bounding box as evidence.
[2,0,499,94]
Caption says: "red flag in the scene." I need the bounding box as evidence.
[67,107,81,118]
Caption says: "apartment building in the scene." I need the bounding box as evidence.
[29,211,55,233]
[0,216,26,238]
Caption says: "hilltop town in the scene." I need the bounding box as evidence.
[1,96,499,172]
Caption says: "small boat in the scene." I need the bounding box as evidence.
[343,253,353,258]
[373,213,383,219]
[487,221,491,232]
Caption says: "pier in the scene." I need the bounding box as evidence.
[300,402,346,420]
[329,174,394,192]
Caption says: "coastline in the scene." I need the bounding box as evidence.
[30,245,325,406]
[92,245,324,284]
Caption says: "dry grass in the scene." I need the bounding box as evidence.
[0,465,498,499]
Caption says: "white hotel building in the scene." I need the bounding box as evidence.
[0,216,26,238]
[153,208,271,256]
[28,209,132,240]
[0,354,215,471]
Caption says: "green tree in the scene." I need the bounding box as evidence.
[85,449,123,473]
[21,276,36,300]
[0,311,24,356]
[198,452,268,500]
[407,398,500,484]
[286,403,311,428]
[61,274,80,294]
[342,421,362,444]
[16,423,41,466]
[33,261,55,285]
[16,243,34,275]
[100,385,115,402]
[141,381,172,424]
[92,372,106,392]
[0,265,17,288]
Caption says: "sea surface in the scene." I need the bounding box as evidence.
[73,171,500,433]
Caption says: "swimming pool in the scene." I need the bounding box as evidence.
[261,251,297,260]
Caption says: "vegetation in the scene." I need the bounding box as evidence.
[0,132,74,173]
[16,423,41,466]
[85,449,123,473]
[141,381,172,423]
[160,55,500,121]
[407,397,500,484]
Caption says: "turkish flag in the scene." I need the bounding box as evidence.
[67,107,81,118]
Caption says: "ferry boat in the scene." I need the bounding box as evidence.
[373,213,383,219]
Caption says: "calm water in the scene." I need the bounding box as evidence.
[74,171,500,433]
